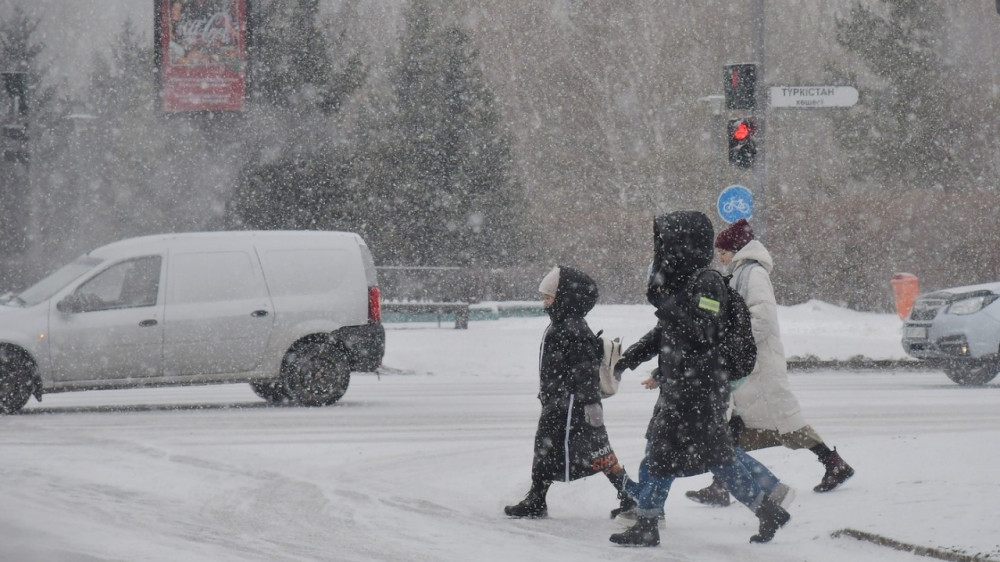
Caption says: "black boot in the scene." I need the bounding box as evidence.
[750,496,791,543]
[609,490,637,519]
[609,516,660,547]
[684,476,731,507]
[814,448,855,492]
[504,479,550,518]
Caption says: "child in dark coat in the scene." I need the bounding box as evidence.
[504,265,636,518]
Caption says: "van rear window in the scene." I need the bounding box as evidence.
[261,249,347,296]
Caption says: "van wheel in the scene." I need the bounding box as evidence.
[250,381,289,404]
[281,341,351,406]
[0,347,34,415]
[943,361,999,386]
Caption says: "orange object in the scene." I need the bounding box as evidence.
[891,273,920,320]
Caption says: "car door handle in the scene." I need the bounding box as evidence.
[251,310,269,318]
[139,319,158,327]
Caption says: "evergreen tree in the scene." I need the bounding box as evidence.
[0,6,68,279]
[80,19,184,237]
[0,6,59,115]
[68,19,237,248]
[356,0,526,267]
[227,0,367,233]
[249,0,364,113]
[834,0,987,191]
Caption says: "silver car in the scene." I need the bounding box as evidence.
[901,282,1000,385]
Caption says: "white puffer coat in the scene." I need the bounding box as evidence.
[727,240,808,433]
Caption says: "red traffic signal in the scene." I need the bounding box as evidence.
[732,120,751,141]
[727,118,756,168]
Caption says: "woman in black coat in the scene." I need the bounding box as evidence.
[610,211,791,546]
[504,266,635,518]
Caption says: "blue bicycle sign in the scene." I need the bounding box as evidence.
[717,185,753,223]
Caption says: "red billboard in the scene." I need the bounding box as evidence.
[157,0,247,112]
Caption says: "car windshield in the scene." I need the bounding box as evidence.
[12,256,103,307]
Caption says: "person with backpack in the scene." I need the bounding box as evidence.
[504,266,637,519]
[685,219,855,507]
[609,211,792,547]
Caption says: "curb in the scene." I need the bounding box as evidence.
[787,359,935,371]
[831,528,995,561]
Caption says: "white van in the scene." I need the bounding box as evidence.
[0,231,385,413]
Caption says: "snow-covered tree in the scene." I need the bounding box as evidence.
[834,0,992,191]
[0,6,69,286]
[354,0,526,267]
[226,0,367,233]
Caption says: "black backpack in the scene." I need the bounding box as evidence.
[689,268,757,380]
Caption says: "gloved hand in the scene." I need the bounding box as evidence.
[584,402,604,427]
[729,377,747,391]
[728,415,746,443]
[613,363,627,379]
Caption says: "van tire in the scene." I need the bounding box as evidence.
[281,340,351,406]
[943,361,999,386]
[0,347,34,414]
[250,381,290,404]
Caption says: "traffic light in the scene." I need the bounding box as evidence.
[2,73,29,164]
[724,63,756,110]
[727,118,756,168]
[2,72,28,116]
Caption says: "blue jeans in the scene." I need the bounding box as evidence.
[623,442,778,518]
[716,446,777,511]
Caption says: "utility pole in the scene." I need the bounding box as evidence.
[750,0,768,240]
[698,95,725,193]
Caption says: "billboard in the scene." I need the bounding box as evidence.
[156,0,247,112]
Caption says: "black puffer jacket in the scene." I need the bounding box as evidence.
[537,266,602,406]
[531,266,613,482]
[618,211,734,478]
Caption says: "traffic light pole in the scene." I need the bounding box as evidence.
[750,0,768,241]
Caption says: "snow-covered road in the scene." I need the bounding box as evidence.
[2,304,998,561]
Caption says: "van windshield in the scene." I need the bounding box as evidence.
[14,256,103,307]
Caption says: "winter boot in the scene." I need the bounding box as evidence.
[613,506,666,528]
[684,476,731,507]
[504,480,550,518]
[750,495,791,543]
[609,490,637,519]
[609,516,661,547]
[814,448,855,493]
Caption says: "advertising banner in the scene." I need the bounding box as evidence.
[158,0,247,112]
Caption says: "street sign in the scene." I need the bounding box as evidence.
[718,185,753,223]
[769,86,858,108]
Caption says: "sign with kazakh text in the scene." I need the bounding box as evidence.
[768,86,858,108]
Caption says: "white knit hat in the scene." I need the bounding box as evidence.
[538,266,560,297]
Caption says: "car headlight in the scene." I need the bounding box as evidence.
[946,295,997,315]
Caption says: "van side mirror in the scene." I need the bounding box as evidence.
[56,293,84,314]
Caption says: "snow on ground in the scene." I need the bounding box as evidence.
[2,301,999,562]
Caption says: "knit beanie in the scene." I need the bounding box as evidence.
[539,266,560,297]
[715,219,754,252]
